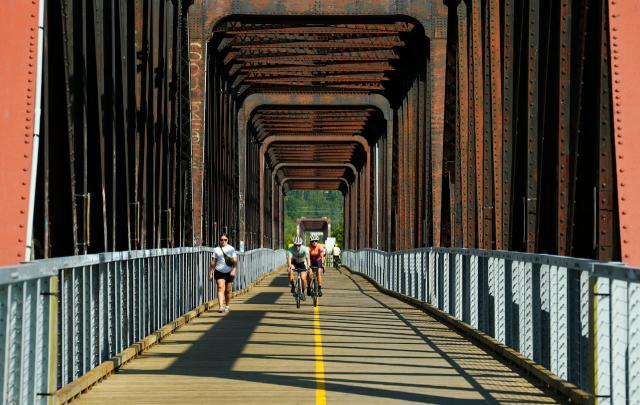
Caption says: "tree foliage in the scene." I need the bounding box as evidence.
[284,191,344,247]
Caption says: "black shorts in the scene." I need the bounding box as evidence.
[291,261,307,271]
[214,270,235,283]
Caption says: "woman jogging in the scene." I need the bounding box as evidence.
[209,233,238,313]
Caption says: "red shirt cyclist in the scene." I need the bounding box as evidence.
[307,235,326,297]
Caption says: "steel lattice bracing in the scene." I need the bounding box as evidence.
[2,0,634,265]
[23,0,195,261]
[202,15,430,250]
[193,1,623,261]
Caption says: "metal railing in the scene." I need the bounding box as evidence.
[0,247,286,404]
[344,248,639,404]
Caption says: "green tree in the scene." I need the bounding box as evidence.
[283,190,343,246]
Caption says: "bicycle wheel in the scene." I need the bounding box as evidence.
[295,277,301,309]
[312,275,318,307]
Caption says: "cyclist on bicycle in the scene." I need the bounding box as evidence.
[287,236,310,294]
[307,235,325,297]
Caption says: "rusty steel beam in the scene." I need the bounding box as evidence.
[189,0,206,246]
[597,0,613,260]
[608,0,640,265]
[557,0,572,255]
[280,177,349,189]
[489,0,504,250]
[0,1,40,264]
[470,0,485,249]
[241,63,394,74]
[431,38,447,247]
[230,40,405,50]
[220,23,413,36]
[204,1,448,41]
[233,53,400,64]
[502,0,515,251]
[457,3,470,248]
[525,1,540,253]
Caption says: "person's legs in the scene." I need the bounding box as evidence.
[317,267,324,296]
[306,270,314,295]
[216,277,226,311]
[288,269,295,292]
[224,280,233,310]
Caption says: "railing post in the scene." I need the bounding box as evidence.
[470,254,479,329]
[454,253,463,320]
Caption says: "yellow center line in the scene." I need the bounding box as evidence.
[314,305,327,405]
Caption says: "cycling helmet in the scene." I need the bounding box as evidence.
[310,235,320,242]
[293,236,304,245]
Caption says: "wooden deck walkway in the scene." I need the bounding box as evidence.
[76,268,561,404]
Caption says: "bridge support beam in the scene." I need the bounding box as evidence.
[0,2,41,264]
[608,0,640,265]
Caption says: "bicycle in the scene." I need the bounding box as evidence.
[309,266,321,307]
[293,267,307,308]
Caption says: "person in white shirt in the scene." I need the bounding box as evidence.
[332,245,341,268]
[208,233,238,313]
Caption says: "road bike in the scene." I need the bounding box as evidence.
[293,267,307,308]
[309,266,321,307]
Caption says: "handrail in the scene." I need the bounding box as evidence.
[343,247,639,402]
[0,247,286,404]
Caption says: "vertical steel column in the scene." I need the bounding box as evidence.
[481,2,495,251]
[398,102,406,249]
[60,0,80,255]
[526,1,541,253]
[489,0,504,250]
[557,0,572,256]
[237,107,246,247]
[470,0,485,249]
[416,73,426,247]
[608,0,640,265]
[457,3,470,248]
[597,0,614,260]
[188,1,205,246]
[386,117,394,250]
[502,0,516,251]
[408,81,418,248]
[430,39,447,247]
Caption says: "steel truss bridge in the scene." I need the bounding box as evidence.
[1,1,639,404]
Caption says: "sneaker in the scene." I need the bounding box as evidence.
[223,306,230,313]
[217,307,225,313]
[307,287,312,296]
[318,288,323,297]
